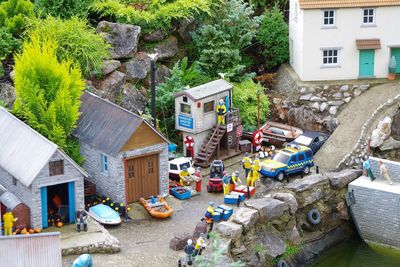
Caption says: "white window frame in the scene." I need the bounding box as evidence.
[101,154,109,175]
[322,10,336,27]
[321,48,340,68]
[362,8,375,26]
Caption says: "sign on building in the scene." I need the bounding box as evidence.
[178,115,194,129]
[227,123,233,133]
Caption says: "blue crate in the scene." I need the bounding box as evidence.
[229,191,246,202]
[170,187,191,200]
[213,211,221,221]
[224,194,241,205]
[217,205,233,220]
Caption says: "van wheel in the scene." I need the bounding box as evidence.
[277,172,285,182]
[303,165,310,175]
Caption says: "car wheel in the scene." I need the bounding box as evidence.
[303,165,310,175]
[277,172,285,182]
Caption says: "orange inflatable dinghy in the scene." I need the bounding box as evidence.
[140,196,174,219]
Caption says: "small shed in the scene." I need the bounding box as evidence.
[0,190,31,229]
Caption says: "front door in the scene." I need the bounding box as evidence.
[125,154,159,203]
[391,48,400,73]
[359,49,375,77]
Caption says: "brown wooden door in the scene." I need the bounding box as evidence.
[125,154,159,203]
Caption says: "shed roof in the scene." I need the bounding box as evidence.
[0,107,87,187]
[174,79,232,101]
[73,91,169,156]
[299,0,400,9]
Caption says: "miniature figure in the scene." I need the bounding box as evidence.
[222,171,230,195]
[362,156,376,181]
[76,210,88,232]
[216,98,227,125]
[259,146,268,159]
[194,167,202,179]
[183,239,195,266]
[179,166,191,186]
[242,152,252,178]
[204,202,215,236]
[253,155,261,172]
[2,208,17,236]
[267,145,276,158]
[246,166,259,187]
[379,160,393,185]
[230,171,242,191]
[194,233,207,256]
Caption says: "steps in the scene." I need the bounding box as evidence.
[195,125,227,167]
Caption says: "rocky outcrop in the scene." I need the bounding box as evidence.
[97,21,141,59]
[216,221,243,240]
[326,169,362,189]
[245,198,289,222]
[123,52,151,81]
[119,83,147,114]
[370,116,392,148]
[101,60,121,76]
[0,82,15,108]
[92,71,126,101]
[271,192,298,214]
[152,36,178,60]
[232,207,259,231]
[143,30,166,42]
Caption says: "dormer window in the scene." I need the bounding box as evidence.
[362,8,375,25]
[323,10,335,26]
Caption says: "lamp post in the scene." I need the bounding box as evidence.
[148,53,158,128]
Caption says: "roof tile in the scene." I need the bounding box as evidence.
[299,0,400,9]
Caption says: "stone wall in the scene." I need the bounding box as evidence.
[215,169,362,267]
[369,156,400,183]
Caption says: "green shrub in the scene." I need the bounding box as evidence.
[0,27,20,59]
[13,32,85,164]
[232,79,270,131]
[91,0,213,33]
[258,5,289,69]
[0,0,34,35]
[34,0,93,19]
[28,16,110,77]
[191,0,259,79]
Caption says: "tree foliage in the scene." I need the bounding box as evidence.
[191,0,259,79]
[91,0,214,33]
[13,32,85,164]
[257,5,289,69]
[0,0,34,35]
[232,79,270,131]
[34,0,93,19]
[0,27,19,59]
[28,16,111,77]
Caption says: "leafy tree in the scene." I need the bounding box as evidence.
[13,33,85,164]
[28,16,110,77]
[34,0,93,19]
[232,79,270,132]
[0,27,19,59]
[257,5,289,69]
[191,0,259,79]
[0,0,34,35]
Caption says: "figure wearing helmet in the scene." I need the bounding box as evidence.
[179,166,191,186]
[216,98,227,125]
[2,208,17,236]
[194,233,207,256]
[230,171,242,191]
[222,171,231,195]
[242,152,252,178]
[204,202,215,236]
[183,239,195,266]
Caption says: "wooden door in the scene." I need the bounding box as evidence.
[125,154,159,203]
[359,49,375,77]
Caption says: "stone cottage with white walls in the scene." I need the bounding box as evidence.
[73,92,170,204]
[289,0,400,81]
[0,107,86,229]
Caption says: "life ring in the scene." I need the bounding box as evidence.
[307,209,322,225]
[276,259,288,267]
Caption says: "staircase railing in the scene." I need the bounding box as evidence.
[204,124,220,162]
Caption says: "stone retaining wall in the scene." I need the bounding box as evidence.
[214,169,362,267]
[369,156,400,183]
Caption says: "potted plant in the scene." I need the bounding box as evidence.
[388,56,397,80]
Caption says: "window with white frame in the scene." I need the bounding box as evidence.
[101,154,109,175]
[323,10,335,26]
[322,49,338,65]
[363,8,375,24]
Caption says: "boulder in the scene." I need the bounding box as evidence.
[152,36,178,60]
[326,169,362,189]
[329,106,338,115]
[300,94,312,101]
[143,64,171,87]
[101,60,121,76]
[320,102,328,112]
[391,111,400,140]
[0,82,15,108]
[143,29,166,42]
[177,19,197,43]
[169,232,191,251]
[216,222,242,240]
[286,174,329,193]
[119,83,147,114]
[95,71,126,100]
[232,207,259,231]
[261,233,286,258]
[370,116,392,148]
[323,116,339,133]
[192,220,208,240]
[245,198,289,222]
[340,85,349,92]
[311,102,320,110]
[123,52,151,81]
[214,238,233,267]
[271,192,298,214]
[379,136,400,151]
[97,21,141,59]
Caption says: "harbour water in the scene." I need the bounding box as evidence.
[309,238,400,267]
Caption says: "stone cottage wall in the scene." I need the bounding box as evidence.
[369,156,400,183]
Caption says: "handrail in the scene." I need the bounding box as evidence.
[205,124,220,159]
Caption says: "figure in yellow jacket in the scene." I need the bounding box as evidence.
[2,208,17,236]
[242,152,252,178]
[216,99,227,125]
[246,165,259,187]
[179,166,191,186]
[230,171,242,191]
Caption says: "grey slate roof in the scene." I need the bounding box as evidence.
[174,79,232,101]
[0,107,87,187]
[73,91,169,156]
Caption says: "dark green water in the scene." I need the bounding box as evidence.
[309,239,400,267]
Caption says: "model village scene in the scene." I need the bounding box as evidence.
[1,0,400,266]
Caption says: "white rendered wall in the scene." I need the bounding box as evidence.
[289,0,304,78]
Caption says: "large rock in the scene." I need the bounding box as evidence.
[287,106,326,132]
[95,71,126,101]
[192,220,208,240]
[245,197,289,222]
[169,232,191,251]
[101,60,121,76]
[326,169,362,189]
[379,136,400,151]
[261,233,286,258]
[232,207,259,231]
[391,111,400,140]
[177,19,197,43]
[0,82,15,108]
[123,52,151,81]
[271,192,298,214]
[329,106,338,115]
[286,174,329,193]
[370,116,392,148]
[119,83,147,114]
[152,36,178,60]
[143,29,166,42]
[216,221,242,240]
[97,21,141,59]
[143,64,171,87]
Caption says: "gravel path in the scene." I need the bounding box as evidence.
[315,82,400,171]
